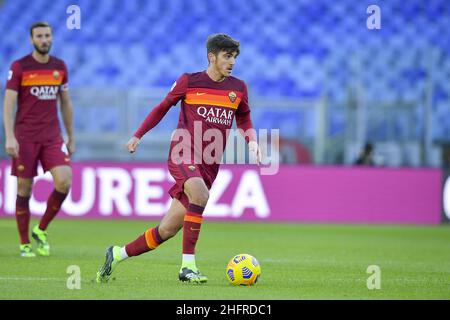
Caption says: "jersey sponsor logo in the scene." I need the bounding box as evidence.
[197,106,234,126]
[8,70,13,81]
[30,85,59,100]
[228,91,237,103]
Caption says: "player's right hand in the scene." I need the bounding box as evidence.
[126,136,140,153]
[249,140,262,165]
[5,136,19,158]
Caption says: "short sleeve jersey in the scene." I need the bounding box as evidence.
[165,71,250,179]
[6,54,68,142]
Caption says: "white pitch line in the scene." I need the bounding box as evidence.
[0,277,64,281]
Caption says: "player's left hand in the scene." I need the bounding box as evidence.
[66,139,75,155]
[249,140,262,165]
[126,136,140,153]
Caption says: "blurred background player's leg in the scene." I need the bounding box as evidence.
[96,198,186,283]
[179,177,209,283]
[32,165,71,256]
[16,177,35,257]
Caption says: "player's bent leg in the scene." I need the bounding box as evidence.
[16,178,35,257]
[179,177,209,284]
[32,166,71,256]
[96,198,186,283]
[158,198,186,240]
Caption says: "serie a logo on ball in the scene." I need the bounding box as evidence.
[226,254,261,286]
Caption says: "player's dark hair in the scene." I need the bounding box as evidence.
[206,33,240,60]
[30,21,52,37]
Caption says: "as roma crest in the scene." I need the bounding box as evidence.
[228,91,237,103]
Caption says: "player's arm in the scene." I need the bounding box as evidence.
[59,63,75,155]
[126,98,174,153]
[4,62,22,158]
[127,74,188,153]
[59,89,75,155]
[235,84,261,165]
[3,89,19,158]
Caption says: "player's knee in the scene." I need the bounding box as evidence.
[54,175,72,193]
[17,180,33,197]
[189,190,209,207]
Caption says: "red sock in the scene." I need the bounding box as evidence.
[182,204,205,254]
[39,190,68,231]
[125,226,164,257]
[16,195,31,244]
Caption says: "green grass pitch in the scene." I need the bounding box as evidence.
[0,218,449,299]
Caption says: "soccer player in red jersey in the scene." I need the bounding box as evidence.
[3,22,75,257]
[97,34,261,284]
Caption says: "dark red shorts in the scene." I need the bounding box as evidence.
[11,138,71,178]
[167,161,216,209]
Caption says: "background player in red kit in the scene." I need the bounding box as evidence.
[97,34,261,284]
[3,22,75,257]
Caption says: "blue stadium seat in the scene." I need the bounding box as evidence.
[0,0,449,140]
